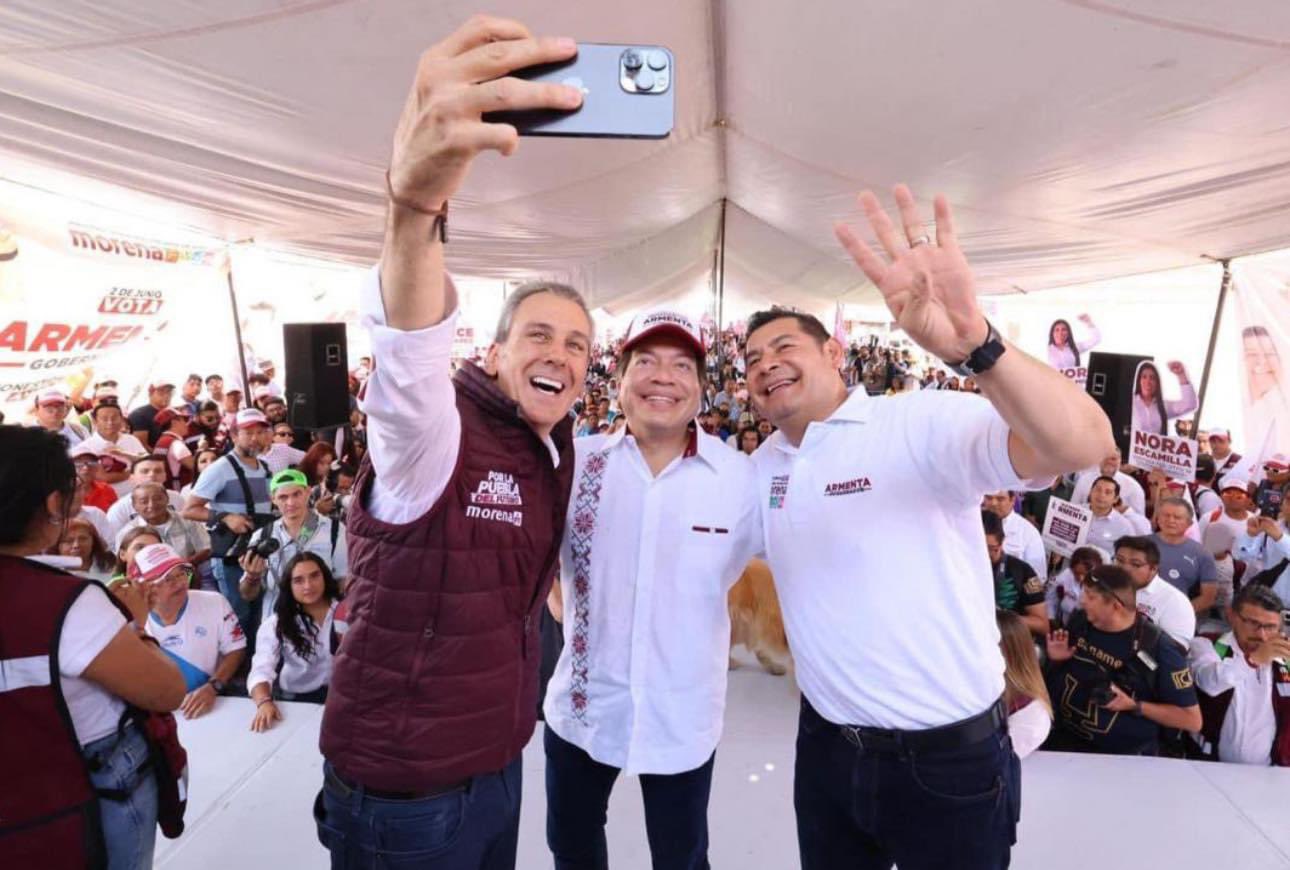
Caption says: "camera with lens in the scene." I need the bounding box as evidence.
[228,529,281,561]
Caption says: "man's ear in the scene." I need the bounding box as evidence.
[483,344,501,376]
[824,338,846,371]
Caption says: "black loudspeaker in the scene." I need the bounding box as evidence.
[1085,351,1152,457]
[283,323,350,430]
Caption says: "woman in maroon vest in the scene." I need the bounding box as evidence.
[0,426,185,869]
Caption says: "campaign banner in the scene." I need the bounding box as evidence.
[1129,428,1198,482]
[452,325,476,358]
[1041,496,1092,558]
[1044,314,1101,385]
[0,188,231,422]
[1230,251,1290,455]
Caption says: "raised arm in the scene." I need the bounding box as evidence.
[380,14,582,329]
[835,186,1115,480]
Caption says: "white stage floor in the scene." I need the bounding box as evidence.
[159,654,1290,869]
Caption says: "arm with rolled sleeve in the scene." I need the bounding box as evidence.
[359,266,463,523]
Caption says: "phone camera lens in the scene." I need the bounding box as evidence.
[635,69,656,91]
[647,50,668,70]
[622,50,643,70]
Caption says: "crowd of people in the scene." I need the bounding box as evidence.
[5,14,1288,870]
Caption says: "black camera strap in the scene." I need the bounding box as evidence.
[226,453,259,520]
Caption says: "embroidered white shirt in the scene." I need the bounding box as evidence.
[543,427,760,775]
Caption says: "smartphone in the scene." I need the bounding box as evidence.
[482,43,674,139]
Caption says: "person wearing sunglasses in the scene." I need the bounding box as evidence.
[1187,584,1290,765]
[139,543,247,720]
[1043,565,1201,755]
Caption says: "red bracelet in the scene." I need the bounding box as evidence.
[385,170,448,243]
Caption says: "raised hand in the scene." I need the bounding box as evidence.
[1167,360,1187,379]
[387,15,582,212]
[835,185,987,363]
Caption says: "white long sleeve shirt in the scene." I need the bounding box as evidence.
[1069,470,1146,517]
[248,602,339,696]
[544,428,761,775]
[1188,632,1280,765]
[1001,510,1047,582]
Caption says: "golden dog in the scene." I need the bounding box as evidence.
[728,558,791,675]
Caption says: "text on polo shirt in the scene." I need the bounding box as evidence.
[823,476,872,497]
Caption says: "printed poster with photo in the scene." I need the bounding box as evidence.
[1046,314,1100,385]
[1129,359,1197,437]
[1129,427,1199,483]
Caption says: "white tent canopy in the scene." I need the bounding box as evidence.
[4,1,1290,313]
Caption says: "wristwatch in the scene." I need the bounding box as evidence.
[947,319,1006,376]
[209,679,225,694]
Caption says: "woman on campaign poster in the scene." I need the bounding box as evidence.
[1242,325,1288,450]
[1047,314,1100,369]
[1131,359,1197,435]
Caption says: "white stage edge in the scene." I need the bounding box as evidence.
[159,656,1290,869]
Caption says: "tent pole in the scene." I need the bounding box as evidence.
[1194,258,1231,427]
[716,197,727,367]
[225,258,252,401]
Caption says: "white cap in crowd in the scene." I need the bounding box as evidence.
[34,388,68,407]
[234,408,269,429]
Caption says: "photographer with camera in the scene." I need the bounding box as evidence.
[182,408,274,651]
[1044,565,1201,755]
[239,469,348,618]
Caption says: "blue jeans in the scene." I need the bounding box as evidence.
[794,698,1020,870]
[83,725,158,870]
[314,757,522,869]
[544,726,715,870]
[212,558,260,656]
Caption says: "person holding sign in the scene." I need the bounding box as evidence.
[1047,315,1100,370]
[1131,360,1197,436]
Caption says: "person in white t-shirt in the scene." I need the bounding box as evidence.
[0,425,184,869]
[748,186,1115,868]
[140,543,247,720]
[81,402,148,498]
[29,387,89,446]
[542,310,760,869]
[1113,536,1196,648]
[982,490,1047,582]
[1201,477,1261,572]
[1069,450,1146,516]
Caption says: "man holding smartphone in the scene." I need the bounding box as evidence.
[315,15,594,870]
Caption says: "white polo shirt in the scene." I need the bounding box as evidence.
[1188,632,1280,765]
[543,427,760,775]
[753,389,1041,730]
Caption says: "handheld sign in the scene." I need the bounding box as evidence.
[1129,428,1198,483]
[1041,497,1092,558]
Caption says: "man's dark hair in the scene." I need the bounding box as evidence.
[1091,474,1121,496]
[1195,453,1216,484]
[1088,564,1136,604]
[746,308,831,345]
[1232,583,1284,615]
[131,455,165,473]
[90,400,121,420]
[1114,535,1160,567]
[186,373,202,383]
[247,373,269,386]
[205,374,223,384]
[981,509,1005,541]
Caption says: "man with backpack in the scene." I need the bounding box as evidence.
[1044,565,1201,755]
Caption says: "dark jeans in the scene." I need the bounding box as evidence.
[544,725,714,870]
[794,698,1020,870]
[314,757,521,869]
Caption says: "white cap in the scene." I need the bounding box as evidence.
[1219,475,1250,493]
[34,388,68,407]
[234,408,269,429]
[621,309,705,357]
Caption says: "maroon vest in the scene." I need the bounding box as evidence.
[0,555,106,869]
[1194,639,1290,766]
[320,364,575,790]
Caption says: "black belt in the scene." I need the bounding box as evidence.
[834,698,1007,754]
[325,764,469,802]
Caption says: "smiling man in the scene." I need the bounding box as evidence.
[542,309,759,870]
[314,15,596,869]
[745,186,1115,869]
